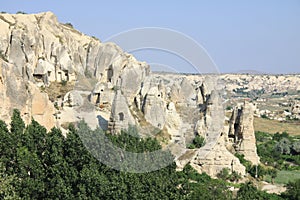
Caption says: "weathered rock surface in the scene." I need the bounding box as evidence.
[0,12,266,178]
[176,82,246,177]
[0,12,149,130]
[0,58,55,129]
[291,101,300,119]
[108,90,135,134]
[229,102,260,165]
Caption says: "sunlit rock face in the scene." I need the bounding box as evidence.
[0,12,149,130]
[0,12,266,177]
[291,101,300,119]
[229,102,260,165]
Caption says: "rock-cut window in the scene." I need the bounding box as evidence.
[107,66,113,82]
[119,112,124,121]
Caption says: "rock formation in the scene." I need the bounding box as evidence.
[108,90,135,134]
[228,102,260,165]
[0,12,264,177]
[0,12,149,130]
[0,59,55,129]
[176,82,246,177]
[291,101,300,119]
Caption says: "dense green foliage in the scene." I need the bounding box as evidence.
[256,131,300,170]
[281,179,300,200]
[255,131,300,196]
[187,135,205,149]
[234,153,277,181]
[216,168,241,182]
[237,182,283,200]
[0,110,290,199]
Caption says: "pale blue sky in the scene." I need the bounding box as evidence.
[1,0,300,73]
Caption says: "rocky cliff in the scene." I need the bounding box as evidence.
[0,11,149,130]
[228,102,260,165]
[0,12,261,177]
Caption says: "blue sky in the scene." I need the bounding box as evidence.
[1,0,300,73]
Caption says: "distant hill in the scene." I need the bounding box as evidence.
[232,70,266,75]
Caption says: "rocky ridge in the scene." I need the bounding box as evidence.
[0,12,261,177]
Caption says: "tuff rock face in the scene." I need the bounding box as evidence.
[0,59,55,129]
[175,79,246,177]
[0,12,262,177]
[228,102,260,165]
[291,101,300,119]
[0,11,149,131]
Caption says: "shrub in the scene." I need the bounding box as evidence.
[235,153,252,172]
[91,36,100,41]
[187,135,205,149]
[84,69,93,78]
[16,11,26,14]
[112,86,120,91]
[0,51,8,62]
[274,138,291,155]
[61,80,67,86]
[226,106,232,110]
[193,135,205,148]
[261,114,269,119]
[64,22,73,28]
[281,179,300,200]
[217,168,230,180]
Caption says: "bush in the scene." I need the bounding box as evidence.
[112,86,120,91]
[281,179,300,200]
[261,114,269,119]
[226,106,232,110]
[229,171,242,182]
[255,131,272,143]
[235,153,252,172]
[193,135,205,148]
[274,138,291,155]
[0,51,8,62]
[91,36,100,41]
[237,182,283,200]
[273,132,290,142]
[16,11,27,14]
[292,141,300,155]
[187,143,196,149]
[217,168,230,180]
[64,22,73,28]
[187,135,205,149]
[216,168,241,182]
[61,80,67,86]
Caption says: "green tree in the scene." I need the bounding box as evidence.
[267,168,278,184]
[0,120,15,172]
[274,138,291,155]
[217,168,230,180]
[0,112,282,199]
[10,109,25,145]
[0,163,20,200]
[188,135,205,149]
[15,147,45,199]
[23,119,47,158]
[291,141,300,155]
[237,182,262,200]
[282,179,300,200]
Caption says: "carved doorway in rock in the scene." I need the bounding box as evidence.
[118,112,124,121]
[107,66,113,82]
